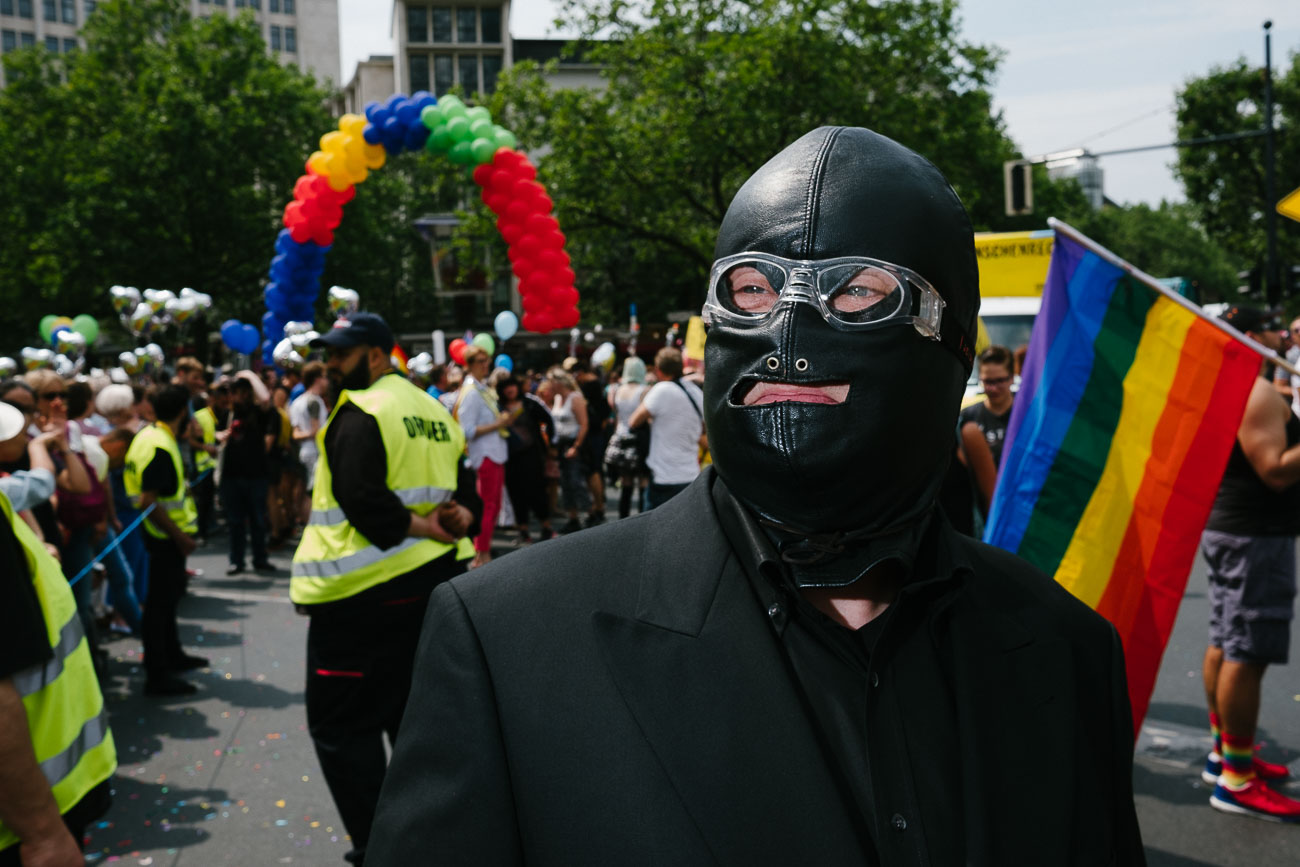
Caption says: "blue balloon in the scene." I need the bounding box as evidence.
[384,93,406,113]
[412,90,434,107]
[404,121,430,150]
[363,123,382,145]
[265,286,290,318]
[396,100,419,124]
[493,310,519,342]
[493,353,513,373]
[220,319,244,352]
[363,100,382,122]
[238,324,260,355]
[50,325,71,348]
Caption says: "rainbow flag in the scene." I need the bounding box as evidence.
[984,228,1260,730]
[390,344,410,375]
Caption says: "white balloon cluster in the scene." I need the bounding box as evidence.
[327,286,360,319]
[117,343,166,376]
[272,320,320,371]
[407,352,435,381]
[111,284,212,339]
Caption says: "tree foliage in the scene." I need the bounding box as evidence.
[1174,51,1300,298]
[493,0,1078,323]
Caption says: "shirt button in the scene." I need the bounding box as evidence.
[767,602,783,619]
[891,813,907,831]
[870,671,880,687]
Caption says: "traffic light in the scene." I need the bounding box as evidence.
[1003,160,1033,216]
[1236,265,1262,297]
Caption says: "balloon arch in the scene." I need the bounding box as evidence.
[260,91,579,365]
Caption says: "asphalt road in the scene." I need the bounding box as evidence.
[78,527,1300,865]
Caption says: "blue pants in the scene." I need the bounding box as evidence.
[100,526,143,633]
[222,476,269,568]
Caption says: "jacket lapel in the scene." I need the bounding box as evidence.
[592,473,868,865]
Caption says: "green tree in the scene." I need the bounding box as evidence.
[0,0,337,347]
[490,0,1072,324]
[1174,52,1300,299]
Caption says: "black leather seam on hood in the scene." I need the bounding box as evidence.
[799,127,841,258]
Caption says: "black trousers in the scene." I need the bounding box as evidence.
[193,472,216,539]
[142,536,187,679]
[305,560,462,859]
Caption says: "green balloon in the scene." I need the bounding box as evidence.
[472,332,496,355]
[493,127,518,150]
[427,126,454,153]
[39,315,58,343]
[71,314,99,344]
[446,116,471,141]
[420,104,443,130]
[471,138,497,165]
[468,118,494,140]
[465,106,492,124]
[448,141,474,164]
[441,100,467,121]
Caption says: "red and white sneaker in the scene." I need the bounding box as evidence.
[1210,778,1300,823]
[1203,751,1292,785]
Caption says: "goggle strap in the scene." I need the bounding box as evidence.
[939,317,975,370]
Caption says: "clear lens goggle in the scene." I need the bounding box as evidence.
[702,252,946,341]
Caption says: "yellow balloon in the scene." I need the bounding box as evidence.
[325,167,352,192]
[52,316,73,330]
[307,150,332,177]
[362,142,386,171]
[320,130,348,154]
[339,114,366,137]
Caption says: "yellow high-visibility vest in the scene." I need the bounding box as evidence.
[123,423,198,540]
[0,490,117,852]
[291,373,473,605]
[193,406,217,473]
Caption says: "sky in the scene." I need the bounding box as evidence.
[337,0,1300,208]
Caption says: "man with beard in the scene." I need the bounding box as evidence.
[290,312,482,867]
[366,128,1144,866]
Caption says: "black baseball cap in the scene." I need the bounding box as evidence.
[311,312,394,351]
[1220,305,1284,334]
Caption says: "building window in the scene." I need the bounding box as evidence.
[19,30,33,46]
[433,53,452,94]
[1,30,15,53]
[235,0,246,6]
[60,0,72,22]
[249,0,258,9]
[481,7,500,43]
[482,54,500,94]
[61,36,74,52]
[283,0,293,13]
[269,23,280,50]
[431,6,451,42]
[456,7,475,42]
[284,25,295,52]
[213,0,224,6]
[83,0,94,15]
[268,0,277,10]
[409,53,429,93]
[458,53,477,92]
[41,0,53,21]
[17,0,32,18]
[0,0,13,16]
[199,0,209,4]
[43,34,56,51]
[407,5,426,43]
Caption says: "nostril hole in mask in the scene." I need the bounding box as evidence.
[794,358,809,372]
[766,356,781,371]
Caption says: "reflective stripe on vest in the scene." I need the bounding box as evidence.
[290,374,466,605]
[0,491,116,851]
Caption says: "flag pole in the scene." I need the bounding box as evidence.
[1048,218,1300,378]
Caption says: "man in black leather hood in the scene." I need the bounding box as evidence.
[366,128,1146,867]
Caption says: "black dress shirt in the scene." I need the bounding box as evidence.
[712,479,970,867]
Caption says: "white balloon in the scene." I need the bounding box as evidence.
[0,358,16,376]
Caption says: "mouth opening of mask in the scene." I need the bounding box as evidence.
[733,378,851,407]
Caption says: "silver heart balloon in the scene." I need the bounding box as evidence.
[272,338,304,370]
[327,286,360,317]
[193,292,213,311]
[110,285,141,314]
[0,358,16,377]
[288,330,317,352]
[52,354,75,378]
[55,330,86,357]
[145,343,165,368]
[20,347,51,370]
[129,302,154,336]
[133,347,152,370]
[165,296,198,324]
[118,351,140,374]
[283,320,315,338]
[109,367,130,383]
[408,352,435,380]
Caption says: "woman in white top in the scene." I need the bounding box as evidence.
[454,346,512,567]
[603,356,651,519]
[544,367,590,533]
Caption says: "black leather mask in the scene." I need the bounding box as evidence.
[704,127,978,571]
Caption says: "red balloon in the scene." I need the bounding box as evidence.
[538,229,566,250]
[555,266,577,287]
[449,338,468,366]
[311,223,335,247]
[515,160,538,182]
[512,257,537,280]
[471,163,495,187]
[525,213,557,236]
[537,248,570,272]
[513,179,546,201]
[551,286,580,308]
[488,169,516,195]
[289,222,313,243]
[505,200,531,223]
[518,271,549,298]
[293,174,316,200]
[529,193,555,215]
[323,183,356,206]
[483,192,511,214]
[515,234,543,260]
[522,311,556,333]
[552,306,580,329]
[492,148,525,171]
[283,200,306,228]
[498,221,526,245]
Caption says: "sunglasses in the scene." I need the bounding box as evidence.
[980,376,1012,387]
[40,391,66,401]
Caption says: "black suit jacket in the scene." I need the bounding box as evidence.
[369,470,1144,866]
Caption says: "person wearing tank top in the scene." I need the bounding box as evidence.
[1199,305,1300,823]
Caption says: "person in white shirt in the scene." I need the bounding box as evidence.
[290,362,330,524]
[453,346,511,567]
[629,347,705,510]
